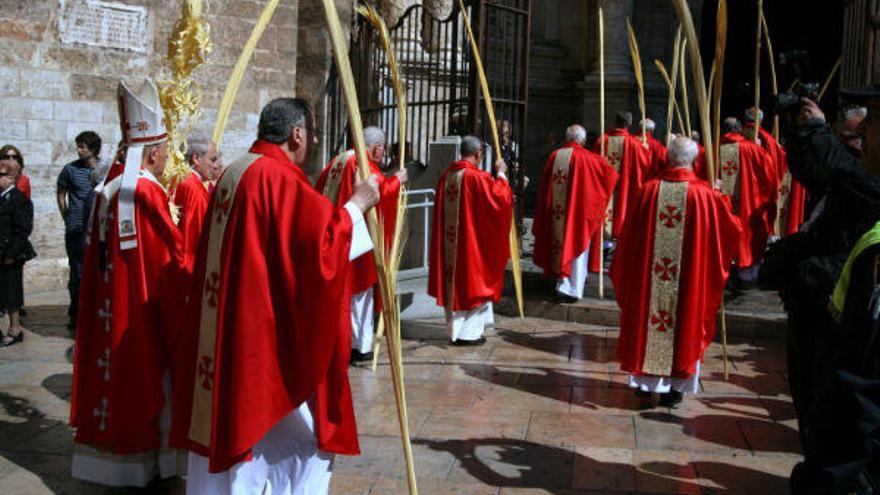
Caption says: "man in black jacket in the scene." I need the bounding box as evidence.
[785,86,880,494]
[771,95,880,440]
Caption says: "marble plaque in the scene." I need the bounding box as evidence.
[59,0,149,53]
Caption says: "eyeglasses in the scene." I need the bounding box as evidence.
[1,154,19,160]
[0,173,11,177]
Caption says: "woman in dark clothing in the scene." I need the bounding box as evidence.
[0,161,35,347]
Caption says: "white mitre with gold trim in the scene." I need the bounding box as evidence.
[115,78,168,250]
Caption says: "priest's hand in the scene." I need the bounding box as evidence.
[798,98,826,126]
[393,168,408,186]
[495,159,508,178]
[351,174,380,212]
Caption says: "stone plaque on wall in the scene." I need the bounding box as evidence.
[59,0,149,53]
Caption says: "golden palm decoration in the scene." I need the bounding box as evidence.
[159,0,212,191]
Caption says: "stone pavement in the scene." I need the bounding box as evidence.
[0,303,800,494]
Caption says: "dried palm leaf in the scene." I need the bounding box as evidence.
[626,18,647,145]
[320,1,418,493]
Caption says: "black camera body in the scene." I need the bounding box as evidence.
[777,82,820,112]
[775,49,820,114]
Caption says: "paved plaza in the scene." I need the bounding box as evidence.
[0,291,800,494]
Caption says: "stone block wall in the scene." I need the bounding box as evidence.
[0,0,358,296]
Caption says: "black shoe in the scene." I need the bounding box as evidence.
[350,350,374,363]
[633,389,651,399]
[451,336,486,347]
[659,390,683,408]
[1,330,24,347]
[554,293,579,304]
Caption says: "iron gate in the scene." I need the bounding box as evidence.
[322,0,531,271]
[323,0,530,177]
[841,0,880,87]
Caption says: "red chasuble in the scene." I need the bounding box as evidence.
[428,160,512,311]
[170,140,359,472]
[71,166,184,453]
[636,131,668,178]
[613,167,740,379]
[593,129,652,239]
[315,150,400,298]
[718,133,778,268]
[174,171,210,273]
[532,142,618,278]
[744,123,806,236]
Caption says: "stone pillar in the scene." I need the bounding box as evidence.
[581,0,636,134]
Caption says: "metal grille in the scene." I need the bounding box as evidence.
[323,1,530,177]
[841,0,880,87]
[323,3,472,168]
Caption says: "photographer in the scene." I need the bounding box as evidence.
[776,86,880,494]
[769,92,880,428]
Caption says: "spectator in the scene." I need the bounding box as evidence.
[836,105,867,156]
[788,87,880,495]
[768,95,880,450]
[57,131,103,329]
[0,145,29,199]
[0,160,35,347]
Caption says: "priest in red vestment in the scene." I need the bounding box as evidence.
[70,79,184,487]
[636,118,668,178]
[315,126,406,362]
[532,124,618,301]
[744,107,806,236]
[590,111,652,272]
[170,98,379,494]
[428,135,512,345]
[718,117,778,280]
[613,137,741,408]
[174,134,220,274]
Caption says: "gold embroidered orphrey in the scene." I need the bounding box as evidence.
[641,180,689,376]
[321,149,356,205]
[189,152,261,446]
[550,148,573,272]
[776,170,793,234]
[603,135,625,235]
[443,169,465,312]
[719,142,742,214]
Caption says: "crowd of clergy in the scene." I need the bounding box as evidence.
[65,75,880,494]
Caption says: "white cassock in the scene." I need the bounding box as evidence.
[447,302,495,342]
[185,202,373,495]
[350,288,374,354]
[556,249,589,300]
[71,372,179,487]
[628,360,701,395]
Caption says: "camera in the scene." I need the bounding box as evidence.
[775,49,819,113]
[776,82,820,112]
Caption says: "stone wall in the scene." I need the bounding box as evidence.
[0,0,350,296]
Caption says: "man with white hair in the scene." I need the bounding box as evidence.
[612,137,740,408]
[744,106,804,236]
[71,79,184,486]
[636,118,668,177]
[428,135,512,345]
[175,133,222,271]
[316,126,407,362]
[532,124,618,301]
[720,117,778,284]
[837,106,866,155]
